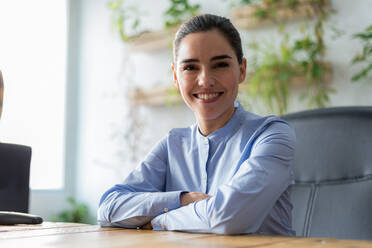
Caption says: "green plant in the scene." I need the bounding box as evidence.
[229,0,257,7]
[240,0,335,114]
[351,24,372,82]
[164,0,200,28]
[243,38,293,114]
[107,0,141,42]
[254,0,323,19]
[53,197,94,224]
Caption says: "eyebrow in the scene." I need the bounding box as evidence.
[211,55,232,61]
[179,58,199,64]
[179,54,233,64]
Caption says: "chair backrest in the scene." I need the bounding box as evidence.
[0,143,32,213]
[282,106,372,240]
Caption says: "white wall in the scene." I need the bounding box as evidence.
[73,0,372,223]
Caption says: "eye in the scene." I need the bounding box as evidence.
[182,64,197,71]
[213,62,229,68]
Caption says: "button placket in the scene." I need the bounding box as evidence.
[201,137,209,193]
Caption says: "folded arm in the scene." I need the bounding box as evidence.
[151,122,295,234]
[97,139,183,228]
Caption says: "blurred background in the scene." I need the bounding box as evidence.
[0,0,371,223]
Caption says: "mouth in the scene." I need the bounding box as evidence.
[193,92,224,102]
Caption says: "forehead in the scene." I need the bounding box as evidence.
[176,29,236,63]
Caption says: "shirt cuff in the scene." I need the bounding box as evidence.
[159,190,184,214]
[151,212,167,231]
[151,191,186,230]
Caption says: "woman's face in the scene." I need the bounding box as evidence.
[172,29,246,124]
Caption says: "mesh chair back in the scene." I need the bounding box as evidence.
[283,107,372,240]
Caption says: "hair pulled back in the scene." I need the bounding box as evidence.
[173,14,243,64]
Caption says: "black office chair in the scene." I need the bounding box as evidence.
[0,70,32,213]
[0,142,32,213]
[282,106,372,240]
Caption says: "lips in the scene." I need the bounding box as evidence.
[193,92,224,102]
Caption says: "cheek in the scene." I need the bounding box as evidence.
[177,73,195,91]
[217,71,240,87]
[177,78,193,99]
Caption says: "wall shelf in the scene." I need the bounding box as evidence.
[231,0,330,30]
[127,25,179,52]
[128,84,183,106]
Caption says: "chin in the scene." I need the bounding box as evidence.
[196,110,224,121]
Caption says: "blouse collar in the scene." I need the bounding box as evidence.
[196,101,244,143]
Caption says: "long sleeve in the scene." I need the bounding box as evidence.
[97,138,183,228]
[151,121,295,234]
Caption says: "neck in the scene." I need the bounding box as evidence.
[197,106,236,136]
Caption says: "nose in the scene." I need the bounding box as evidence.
[198,68,215,88]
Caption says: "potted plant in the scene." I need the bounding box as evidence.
[53,197,94,224]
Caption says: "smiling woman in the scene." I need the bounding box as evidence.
[98,14,296,236]
[172,29,246,136]
[0,0,67,190]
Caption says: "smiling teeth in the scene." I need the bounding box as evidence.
[197,93,219,100]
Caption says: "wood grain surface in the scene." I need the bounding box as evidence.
[1,222,371,248]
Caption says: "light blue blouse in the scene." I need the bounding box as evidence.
[98,102,296,235]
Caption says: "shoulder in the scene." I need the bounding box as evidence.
[237,106,295,145]
[152,125,195,151]
[253,116,296,148]
[146,125,195,162]
[168,125,194,139]
[168,125,197,150]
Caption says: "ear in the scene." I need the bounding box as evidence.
[172,63,180,90]
[238,58,247,84]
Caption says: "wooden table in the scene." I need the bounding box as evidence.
[0,222,371,248]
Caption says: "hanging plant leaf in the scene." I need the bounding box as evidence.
[351,24,372,82]
[163,0,200,28]
[108,0,142,43]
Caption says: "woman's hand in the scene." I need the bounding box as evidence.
[180,192,212,206]
[139,192,211,229]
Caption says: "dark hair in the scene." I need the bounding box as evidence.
[173,14,243,64]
